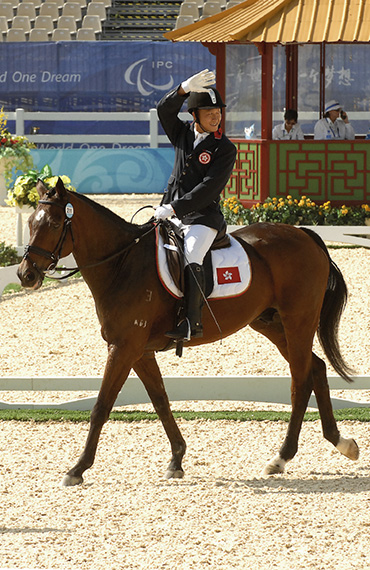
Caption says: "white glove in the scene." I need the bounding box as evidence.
[154,204,174,220]
[182,69,216,94]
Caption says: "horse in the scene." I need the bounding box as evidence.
[17,178,359,486]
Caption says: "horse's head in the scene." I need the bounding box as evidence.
[17,177,74,290]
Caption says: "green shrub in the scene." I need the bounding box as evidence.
[0,242,21,266]
[221,195,370,226]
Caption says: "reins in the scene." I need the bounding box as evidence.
[24,197,223,342]
[23,199,159,281]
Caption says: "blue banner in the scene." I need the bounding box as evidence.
[0,42,214,113]
[30,148,174,194]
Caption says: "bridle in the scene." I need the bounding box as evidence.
[22,199,74,280]
[22,197,158,281]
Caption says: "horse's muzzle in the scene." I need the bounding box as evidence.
[17,260,44,290]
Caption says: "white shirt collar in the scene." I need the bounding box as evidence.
[193,129,209,148]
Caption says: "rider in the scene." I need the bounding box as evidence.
[154,69,237,341]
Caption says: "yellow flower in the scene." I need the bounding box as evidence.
[263,203,269,209]
[287,195,292,200]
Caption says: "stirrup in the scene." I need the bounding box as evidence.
[165,318,191,341]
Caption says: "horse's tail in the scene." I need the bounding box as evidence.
[300,227,355,383]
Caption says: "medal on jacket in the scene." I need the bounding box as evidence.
[199,151,211,164]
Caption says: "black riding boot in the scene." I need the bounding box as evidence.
[165,263,205,341]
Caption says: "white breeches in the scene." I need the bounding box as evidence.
[171,219,217,265]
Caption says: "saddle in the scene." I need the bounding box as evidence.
[159,220,231,298]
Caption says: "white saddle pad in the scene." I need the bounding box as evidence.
[157,231,252,300]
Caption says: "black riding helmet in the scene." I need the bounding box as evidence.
[187,88,226,114]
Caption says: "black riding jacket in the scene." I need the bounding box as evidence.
[157,87,237,231]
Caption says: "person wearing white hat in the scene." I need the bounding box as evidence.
[314,100,355,140]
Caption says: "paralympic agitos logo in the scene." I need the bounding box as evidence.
[124,58,174,96]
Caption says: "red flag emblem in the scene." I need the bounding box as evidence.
[216,266,241,284]
[199,152,211,164]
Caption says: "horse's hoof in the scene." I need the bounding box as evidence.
[62,473,84,487]
[336,437,360,461]
[262,455,286,476]
[164,469,184,480]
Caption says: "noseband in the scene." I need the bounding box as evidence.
[22,199,74,279]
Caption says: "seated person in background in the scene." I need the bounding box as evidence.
[272,109,305,140]
[314,100,355,140]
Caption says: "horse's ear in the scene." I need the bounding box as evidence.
[36,179,47,198]
[55,176,67,198]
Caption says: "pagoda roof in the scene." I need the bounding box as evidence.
[165,0,370,43]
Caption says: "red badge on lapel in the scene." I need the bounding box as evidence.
[199,152,211,164]
[216,267,241,284]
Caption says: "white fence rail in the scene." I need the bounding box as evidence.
[9,108,189,148]
[0,375,369,411]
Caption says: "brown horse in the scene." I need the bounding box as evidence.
[17,179,359,486]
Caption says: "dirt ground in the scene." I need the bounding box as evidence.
[1,195,370,569]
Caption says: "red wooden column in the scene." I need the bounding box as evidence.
[259,42,273,201]
[203,42,226,131]
[286,44,298,110]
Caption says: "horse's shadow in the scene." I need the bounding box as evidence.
[212,471,370,495]
[156,468,370,495]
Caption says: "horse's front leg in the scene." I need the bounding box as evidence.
[62,344,132,486]
[133,352,187,479]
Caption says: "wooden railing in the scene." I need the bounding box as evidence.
[9,108,189,148]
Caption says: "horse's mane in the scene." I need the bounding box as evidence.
[70,191,153,234]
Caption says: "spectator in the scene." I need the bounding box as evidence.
[272,109,305,140]
[314,100,355,140]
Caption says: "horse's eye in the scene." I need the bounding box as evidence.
[52,222,61,230]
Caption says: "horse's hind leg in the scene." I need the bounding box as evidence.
[312,354,359,460]
[250,315,359,475]
[133,351,187,479]
[250,314,314,474]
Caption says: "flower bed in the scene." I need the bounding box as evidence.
[5,164,76,209]
[221,195,370,226]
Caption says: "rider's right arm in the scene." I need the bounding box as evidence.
[157,86,189,145]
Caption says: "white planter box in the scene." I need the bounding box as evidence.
[0,157,15,206]
[0,264,19,296]
[15,205,34,255]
